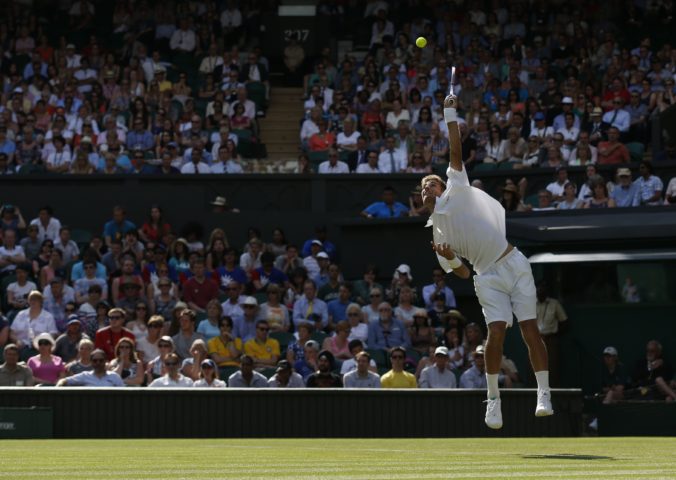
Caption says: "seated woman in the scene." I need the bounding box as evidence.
[193,359,226,388]
[107,337,145,386]
[321,320,352,362]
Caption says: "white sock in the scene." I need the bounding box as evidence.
[535,370,550,391]
[486,373,500,399]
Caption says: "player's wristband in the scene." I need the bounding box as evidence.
[447,256,462,270]
[444,107,457,123]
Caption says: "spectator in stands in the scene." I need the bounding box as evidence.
[381,346,416,388]
[419,346,457,388]
[361,185,409,218]
[108,337,145,386]
[274,245,304,277]
[27,333,65,385]
[0,344,34,386]
[0,229,26,276]
[57,348,123,387]
[307,350,342,387]
[597,127,630,165]
[193,359,226,388]
[631,340,676,401]
[611,168,641,207]
[535,283,568,387]
[103,206,136,248]
[598,346,628,404]
[368,302,411,352]
[286,323,313,364]
[208,316,242,369]
[460,345,488,388]
[343,351,381,388]
[94,308,134,361]
[665,177,676,205]
[10,290,58,359]
[546,167,570,203]
[267,359,304,388]
[228,354,268,387]
[318,148,349,174]
[378,135,407,173]
[243,319,280,369]
[136,315,164,362]
[148,352,194,388]
[603,98,631,135]
[321,320,352,362]
[292,280,328,331]
[583,176,616,209]
[53,316,88,363]
[182,258,218,313]
[635,161,664,206]
[557,182,582,210]
[172,309,205,360]
[6,263,36,313]
[421,268,456,310]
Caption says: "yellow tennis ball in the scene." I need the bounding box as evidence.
[416,37,427,48]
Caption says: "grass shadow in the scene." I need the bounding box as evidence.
[522,454,615,460]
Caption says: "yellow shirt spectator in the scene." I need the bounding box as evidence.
[244,337,280,363]
[380,369,417,388]
[207,336,242,367]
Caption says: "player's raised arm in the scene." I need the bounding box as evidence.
[444,94,462,172]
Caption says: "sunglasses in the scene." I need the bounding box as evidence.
[257,327,269,332]
[347,312,360,317]
[201,364,214,369]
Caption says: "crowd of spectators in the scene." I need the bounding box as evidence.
[0,202,528,388]
[0,0,272,176]
[298,1,676,181]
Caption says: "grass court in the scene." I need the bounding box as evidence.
[1,437,674,479]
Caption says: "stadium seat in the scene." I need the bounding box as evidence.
[524,194,539,208]
[70,228,92,250]
[311,331,328,346]
[246,82,267,113]
[472,163,497,172]
[498,161,515,170]
[270,332,295,352]
[260,367,277,379]
[218,366,239,382]
[308,151,328,167]
[366,348,388,369]
[626,142,645,163]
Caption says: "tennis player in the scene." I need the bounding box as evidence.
[421,93,553,429]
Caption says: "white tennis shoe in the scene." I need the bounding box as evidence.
[535,389,554,417]
[484,398,503,429]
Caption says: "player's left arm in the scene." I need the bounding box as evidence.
[431,242,470,279]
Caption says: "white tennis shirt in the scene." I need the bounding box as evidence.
[426,165,508,275]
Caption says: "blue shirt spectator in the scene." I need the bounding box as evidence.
[363,201,409,218]
[70,261,107,282]
[611,176,641,207]
[367,314,411,350]
[292,295,328,329]
[212,266,248,290]
[327,297,350,323]
[126,126,155,151]
[103,219,137,245]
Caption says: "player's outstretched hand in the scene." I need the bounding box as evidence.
[443,94,458,109]
[431,241,456,260]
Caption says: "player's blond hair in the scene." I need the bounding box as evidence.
[420,174,446,190]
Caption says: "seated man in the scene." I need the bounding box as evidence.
[267,359,305,387]
[380,347,417,388]
[147,352,194,387]
[343,350,381,388]
[243,320,280,369]
[56,348,124,387]
[631,340,676,401]
[0,344,34,386]
[293,340,320,382]
[599,346,628,404]
[340,339,377,375]
[228,354,269,387]
[360,186,409,219]
[367,302,411,352]
[306,350,342,387]
[419,346,457,388]
[460,345,488,388]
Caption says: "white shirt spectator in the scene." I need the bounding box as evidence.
[63,370,124,387]
[220,7,242,28]
[356,164,381,174]
[267,372,305,388]
[46,150,72,169]
[228,99,256,120]
[386,110,411,130]
[180,162,211,174]
[546,181,568,198]
[199,56,223,74]
[340,357,377,374]
[73,68,98,94]
[336,130,360,149]
[0,244,25,273]
[170,29,196,52]
[148,374,194,388]
[30,217,62,242]
[378,149,407,173]
[300,119,319,142]
[10,309,58,347]
[419,364,458,388]
[318,160,350,174]
[211,160,243,174]
[193,378,227,388]
[570,144,598,164]
[557,126,580,143]
[343,369,381,388]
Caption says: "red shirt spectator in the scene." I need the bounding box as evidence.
[182,261,219,312]
[597,127,629,165]
[94,308,135,360]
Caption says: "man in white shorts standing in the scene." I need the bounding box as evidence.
[420,92,553,429]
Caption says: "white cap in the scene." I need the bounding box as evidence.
[396,264,411,274]
[562,96,574,104]
[311,239,323,247]
[33,332,55,350]
[434,346,449,356]
[475,345,485,355]
[316,252,329,259]
[603,346,618,356]
[242,296,258,306]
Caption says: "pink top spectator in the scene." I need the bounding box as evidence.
[27,355,66,384]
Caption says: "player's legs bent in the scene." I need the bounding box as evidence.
[518,319,548,373]
[485,321,507,375]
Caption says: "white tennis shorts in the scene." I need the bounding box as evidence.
[473,248,536,326]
